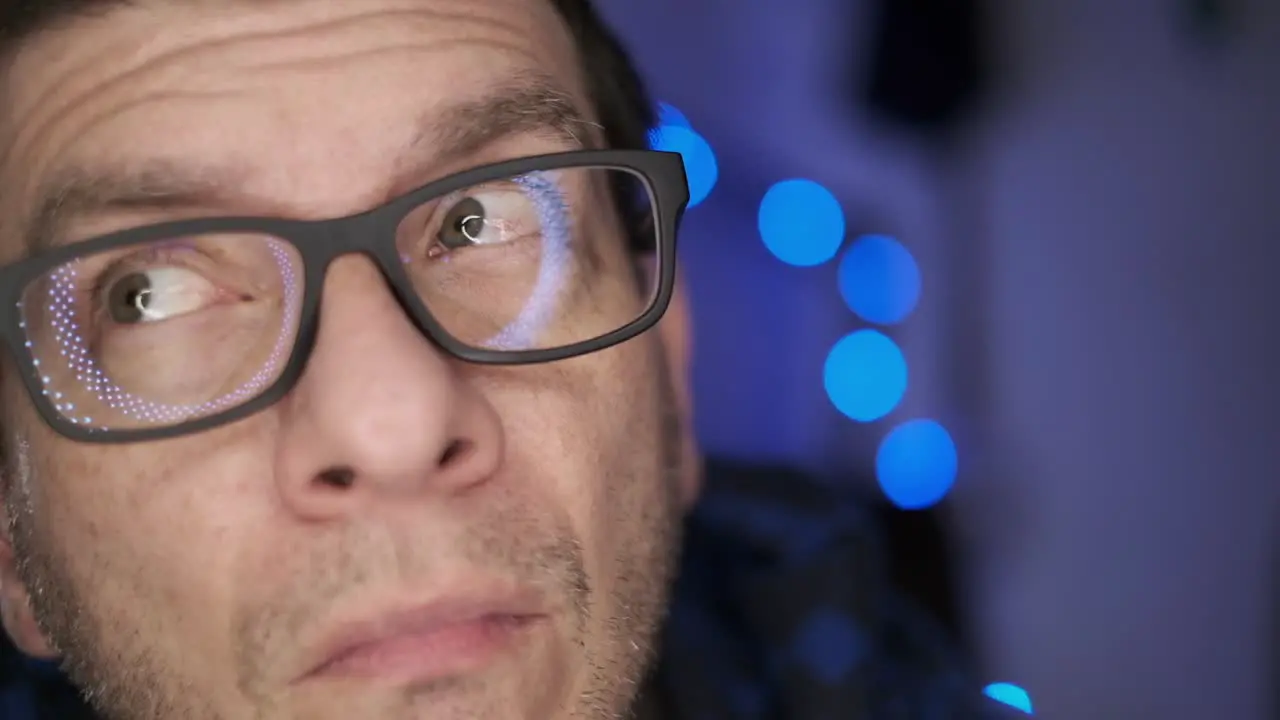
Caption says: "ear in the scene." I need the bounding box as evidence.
[644,256,702,509]
[0,491,57,659]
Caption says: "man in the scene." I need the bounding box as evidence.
[0,1,1013,718]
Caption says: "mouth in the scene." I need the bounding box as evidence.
[300,591,547,684]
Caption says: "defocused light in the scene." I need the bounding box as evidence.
[650,125,718,208]
[658,102,691,128]
[758,179,846,267]
[983,683,1034,714]
[648,101,692,149]
[823,330,907,422]
[791,609,866,683]
[838,234,922,325]
[876,419,957,510]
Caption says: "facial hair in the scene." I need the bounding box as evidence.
[3,382,685,720]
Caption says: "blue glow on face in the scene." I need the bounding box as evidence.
[758,179,845,267]
[876,419,958,510]
[837,234,922,325]
[482,171,571,351]
[822,330,908,422]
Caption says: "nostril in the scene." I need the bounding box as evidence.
[438,440,471,467]
[315,466,356,489]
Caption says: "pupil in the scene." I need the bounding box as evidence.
[440,197,486,248]
[108,274,152,323]
[458,215,484,239]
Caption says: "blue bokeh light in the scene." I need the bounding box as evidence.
[876,419,958,510]
[658,102,691,128]
[983,683,1034,714]
[650,125,718,208]
[838,234,922,325]
[823,330,908,422]
[758,179,846,266]
[790,609,867,683]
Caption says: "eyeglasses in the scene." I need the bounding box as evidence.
[0,149,689,444]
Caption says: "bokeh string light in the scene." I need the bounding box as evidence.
[838,233,922,325]
[755,179,955,512]
[876,419,958,510]
[984,682,1034,714]
[823,330,908,422]
[759,179,846,266]
[648,109,718,208]
[658,101,1032,714]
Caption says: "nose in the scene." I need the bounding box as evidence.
[272,257,503,519]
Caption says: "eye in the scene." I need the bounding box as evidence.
[103,267,216,325]
[434,190,536,253]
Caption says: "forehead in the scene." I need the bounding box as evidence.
[0,0,588,253]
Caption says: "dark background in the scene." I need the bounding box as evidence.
[597,0,1280,718]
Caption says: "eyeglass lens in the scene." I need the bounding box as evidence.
[16,165,659,432]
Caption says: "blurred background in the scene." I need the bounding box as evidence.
[595,0,1280,718]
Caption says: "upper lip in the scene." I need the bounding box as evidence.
[299,586,546,680]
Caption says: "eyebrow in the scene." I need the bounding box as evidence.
[21,73,598,257]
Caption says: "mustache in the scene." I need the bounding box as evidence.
[233,495,588,691]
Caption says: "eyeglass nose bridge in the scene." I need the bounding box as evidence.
[289,196,411,270]
[289,202,478,371]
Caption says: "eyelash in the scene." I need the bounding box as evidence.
[72,243,220,328]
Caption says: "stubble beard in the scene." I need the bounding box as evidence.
[2,385,686,720]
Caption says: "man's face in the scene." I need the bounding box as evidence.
[0,2,696,719]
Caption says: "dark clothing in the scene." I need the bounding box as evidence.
[649,462,1014,720]
[1,462,1016,719]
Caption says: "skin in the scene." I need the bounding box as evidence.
[0,2,700,719]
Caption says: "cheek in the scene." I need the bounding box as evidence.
[486,348,668,576]
[499,392,608,558]
[28,420,273,662]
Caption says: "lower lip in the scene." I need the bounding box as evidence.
[311,615,539,682]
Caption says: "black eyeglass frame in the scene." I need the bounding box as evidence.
[0,149,689,445]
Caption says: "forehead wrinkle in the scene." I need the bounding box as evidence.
[2,4,592,254]
[17,67,596,256]
[1,0,578,196]
[10,1,546,119]
[207,8,537,74]
[5,8,491,175]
